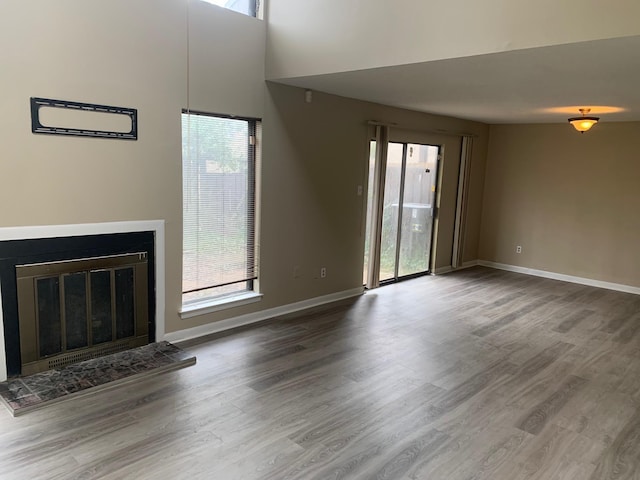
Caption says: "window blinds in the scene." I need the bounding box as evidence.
[182,112,257,302]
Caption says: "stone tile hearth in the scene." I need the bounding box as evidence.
[0,341,195,416]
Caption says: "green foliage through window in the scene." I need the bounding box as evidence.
[182,112,258,303]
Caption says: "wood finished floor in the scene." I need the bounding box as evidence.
[2,266,640,479]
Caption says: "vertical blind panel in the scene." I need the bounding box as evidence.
[182,113,256,300]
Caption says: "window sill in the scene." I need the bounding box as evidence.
[179,292,263,319]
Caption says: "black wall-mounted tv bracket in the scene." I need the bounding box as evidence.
[30,97,138,140]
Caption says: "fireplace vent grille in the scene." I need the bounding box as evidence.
[47,340,133,370]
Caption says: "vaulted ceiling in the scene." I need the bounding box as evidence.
[272,35,640,124]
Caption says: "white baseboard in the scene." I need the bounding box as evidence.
[434,266,454,274]
[434,260,479,275]
[164,287,365,344]
[478,260,640,295]
[461,260,479,268]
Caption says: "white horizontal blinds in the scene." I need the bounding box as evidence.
[182,112,257,303]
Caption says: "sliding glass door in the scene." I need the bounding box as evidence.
[379,142,404,281]
[365,140,440,284]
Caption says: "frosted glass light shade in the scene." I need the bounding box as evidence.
[568,108,599,133]
[568,117,599,132]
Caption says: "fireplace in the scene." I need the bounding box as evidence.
[0,222,164,380]
[16,253,150,375]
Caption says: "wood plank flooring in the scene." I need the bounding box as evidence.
[2,266,640,479]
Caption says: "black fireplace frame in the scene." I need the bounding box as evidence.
[0,232,155,377]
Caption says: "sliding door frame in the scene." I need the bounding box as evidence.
[365,129,443,288]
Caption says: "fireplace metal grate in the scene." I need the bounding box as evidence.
[16,253,149,376]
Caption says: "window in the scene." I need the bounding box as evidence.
[182,112,259,308]
[199,0,259,17]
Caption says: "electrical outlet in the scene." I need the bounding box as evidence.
[516,245,522,254]
[320,267,327,278]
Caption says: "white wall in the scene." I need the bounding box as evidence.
[266,0,640,79]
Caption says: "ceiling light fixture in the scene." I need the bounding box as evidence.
[568,108,599,133]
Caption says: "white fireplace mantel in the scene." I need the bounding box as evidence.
[0,220,166,382]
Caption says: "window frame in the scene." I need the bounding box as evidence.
[180,110,261,315]
[200,0,260,18]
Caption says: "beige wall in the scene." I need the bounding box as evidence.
[258,83,488,297]
[480,122,640,287]
[0,1,489,338]
[266,0,640,79]
[188,0,266,117]
[0,0,266,335]
[182,83,488,329]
